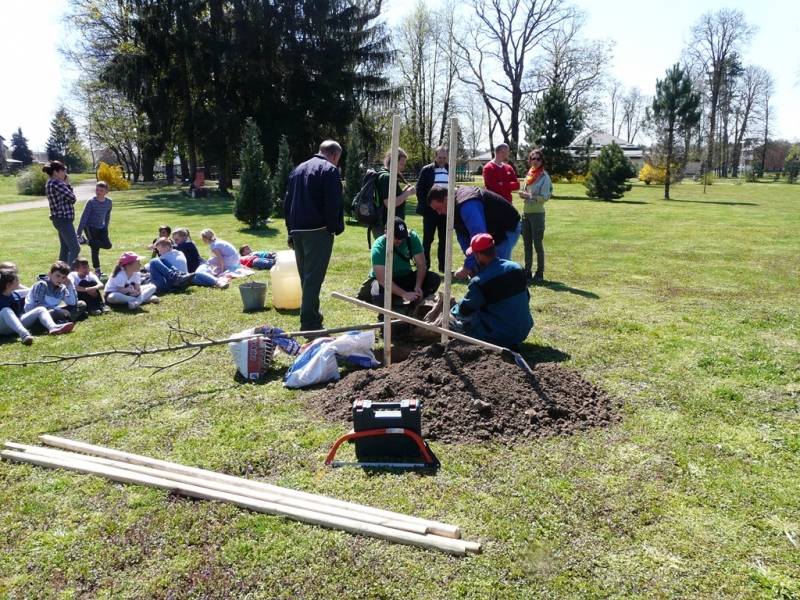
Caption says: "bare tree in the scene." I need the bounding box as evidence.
[454,0,576,153]
[529,14,613,130]
[607,79,624,137]
[684,8,757,174]
[621,87,648,144]
[729,65,771,177]
[758,73,776,176]
[459,87,487,157]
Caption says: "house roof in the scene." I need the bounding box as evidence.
[570,130,643,160]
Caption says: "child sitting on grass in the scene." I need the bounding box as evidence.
[157,233,227,289]
[148,225,173,258]
[147,238,196,295]
[201,229,240,276]
[238,245,277,270]
[0,262,30,298]
[1,269,74,344]
[105,252,159,310]
[24,261,87,323]
[69,257,109,316]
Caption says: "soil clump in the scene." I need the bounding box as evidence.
[308,341,622,445]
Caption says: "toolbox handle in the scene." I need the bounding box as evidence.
[353,399,418,411]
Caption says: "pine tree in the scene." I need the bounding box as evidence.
[584,142,637,201]
[271,136,293,219]
[524,85,583,177]
[45,108,87,172]
[646,64,701,199]
[234,119,272,228]
[10,128,34,166]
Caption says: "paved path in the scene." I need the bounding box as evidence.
[0,180,98,213]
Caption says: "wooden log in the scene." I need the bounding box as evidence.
[1,450,471,556]
[38,435,462,539]
[6,443,429,536]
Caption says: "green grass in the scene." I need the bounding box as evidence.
[1,180,798,599]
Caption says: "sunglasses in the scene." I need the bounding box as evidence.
[530,156,542,161]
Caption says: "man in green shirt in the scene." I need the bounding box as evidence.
[369,217,441,308]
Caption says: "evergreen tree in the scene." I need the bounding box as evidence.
[234,119,272,228]
[45,108,87,172]
[646,64,701,199]
[271,135,294,219]
[584,142,636,201]
[524,85,583,177]
[10,128,34,166]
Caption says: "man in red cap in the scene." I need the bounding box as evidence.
[450,233,533,348]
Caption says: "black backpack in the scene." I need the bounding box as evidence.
[351,169,380,226]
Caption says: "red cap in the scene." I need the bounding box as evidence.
[466,233,495,256]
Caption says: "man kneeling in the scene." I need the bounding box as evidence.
[450,233,533,348]
[370,217,441,310]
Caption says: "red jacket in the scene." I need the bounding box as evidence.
[482,161,520,202]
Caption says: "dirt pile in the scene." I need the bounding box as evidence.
[308,342,621,445]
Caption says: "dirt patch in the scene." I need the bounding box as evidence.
[307,341,622,445]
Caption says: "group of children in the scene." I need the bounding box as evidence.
[1,224,278,346]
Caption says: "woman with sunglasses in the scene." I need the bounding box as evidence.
[518,150,553,281]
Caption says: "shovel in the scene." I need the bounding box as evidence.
[331,292,534,375]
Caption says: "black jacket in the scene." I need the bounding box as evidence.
[415,161,449,216]
[284,154,345,235]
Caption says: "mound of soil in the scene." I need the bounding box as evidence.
[308,341,621,445]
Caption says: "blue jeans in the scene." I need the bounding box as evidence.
[191,271,219,287]
[51,217,81,266]
[495,221,522,262]
[148,258,181,294]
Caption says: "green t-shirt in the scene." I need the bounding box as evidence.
[369,230,424,278]
[376,167,406,222]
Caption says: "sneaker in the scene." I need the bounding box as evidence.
[216,279,230,289]
[533,271,544,281]
[172,272,196,288]
[101,305,111,314]
[94,268,105,278]
[89,308,103,316]
[49,322,75,335]
[128,300,141,310]
[147,295,160,304]
[21,334,35,346]
[524,270,533,279]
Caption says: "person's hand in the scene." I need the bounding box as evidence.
[414,286,424,298]
[64,174,70,185]
[402,290,420,302]
[519,190,530,199]
[87,289,97,297]
[453,266,471,280]
[286,235,294,249]
[405,185,416,196]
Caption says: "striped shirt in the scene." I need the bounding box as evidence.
[46,179,77,219]
[77,196,113,235]
[433,166,449,186]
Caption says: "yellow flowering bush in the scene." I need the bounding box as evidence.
[97,162,131,191]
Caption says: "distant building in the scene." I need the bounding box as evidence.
[467,150,492,174]
[0,136,7,171]
[569,131,644,167]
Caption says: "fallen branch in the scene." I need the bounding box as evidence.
[0,321,389,371]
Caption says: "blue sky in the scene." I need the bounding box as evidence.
[2,0,798,151]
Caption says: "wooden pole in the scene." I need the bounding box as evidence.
[37,435,461,539]
[5,443,429,536]
[383,115,402,364]
[1,450,471,555]
[441,117,459,341]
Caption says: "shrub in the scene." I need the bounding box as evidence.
[694,172,715,185]
[638,163,682,185]
[15,166,48,195]
[234,118,273,228]
[97,162,131,191]
[584,143,636,201]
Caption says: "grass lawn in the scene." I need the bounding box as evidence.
[0,179,798,599]
[0,172,95,205]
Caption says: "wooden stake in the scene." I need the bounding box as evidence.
[2,450,470,555]
[442,116,458,341]
[383,114,402,365]
[38,435,461,539]
[6,443,429,536]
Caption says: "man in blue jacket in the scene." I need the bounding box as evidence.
[451,233,533,348]
[284,140,345,331]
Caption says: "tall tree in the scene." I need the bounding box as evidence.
[10,128,34,166]
[685,9,757,175]
[729,65,771,177]
[620,87,647,144]
[46,108,88,173]
[757,73,775,176]
[607,79,624,138]
[234,118,272,228]
[523,84,583,176]
[646,64,701,200]
[455,0,576,153]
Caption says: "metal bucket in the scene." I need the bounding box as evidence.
[239,282,268,312]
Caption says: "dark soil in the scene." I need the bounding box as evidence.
[307,341,622,445]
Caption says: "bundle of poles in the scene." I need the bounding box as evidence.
[1,436,480,556]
